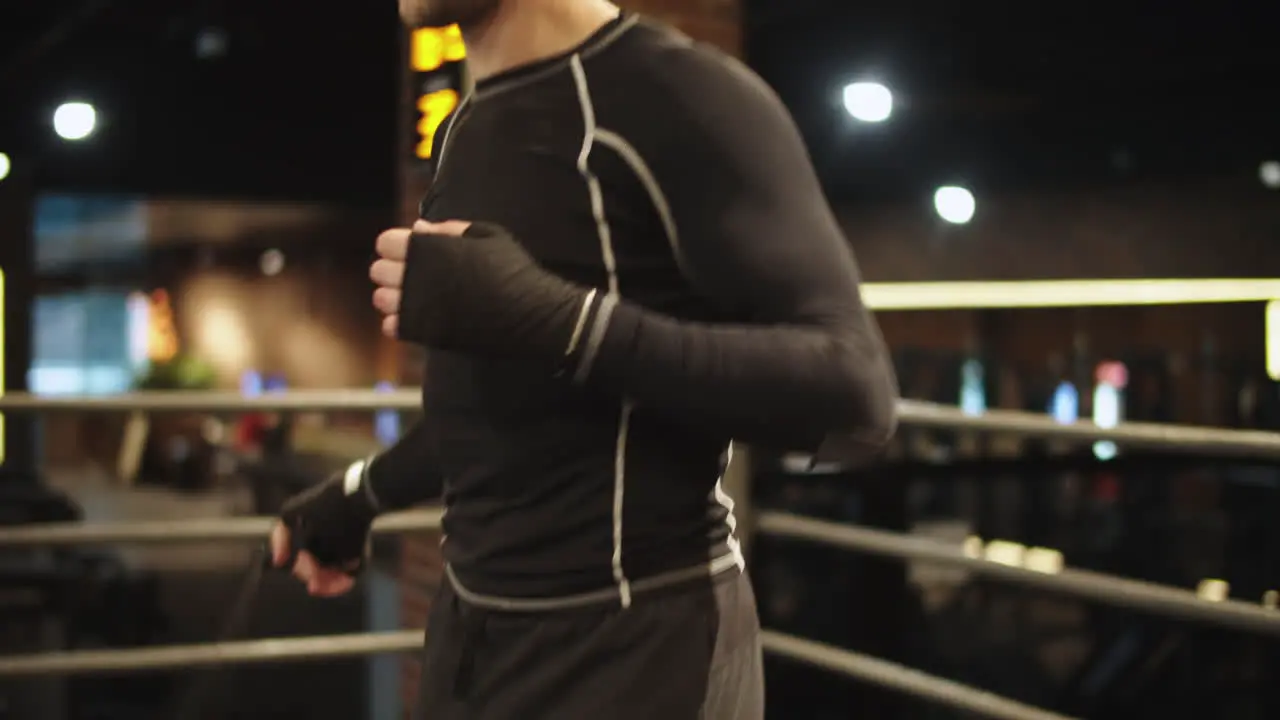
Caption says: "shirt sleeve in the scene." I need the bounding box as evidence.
[362,419,444,511]
[569,43,898,455]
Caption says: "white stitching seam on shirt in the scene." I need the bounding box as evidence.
[594,124,745,574]
[570,52,633,610]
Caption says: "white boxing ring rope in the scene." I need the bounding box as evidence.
[755,512,1280,637]
[3,509,1276,635]
[0,390,1277,720]
[757,632,1078,720]
[0,509,443,547]
[0,391,1276,458]
[0,628,1079,720]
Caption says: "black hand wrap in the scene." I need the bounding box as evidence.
[397,222,590,373]
[278,465,379,572]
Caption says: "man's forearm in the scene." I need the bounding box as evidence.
[571,293,898,450]
[361,420,444,512]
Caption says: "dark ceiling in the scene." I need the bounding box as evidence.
[746,0,1280,200]
[0,0,403,204]
[1,1,1277,205]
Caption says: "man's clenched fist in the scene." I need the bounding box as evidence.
[371,220,471,338]
[368,220,593,375]
[270,462,380,598]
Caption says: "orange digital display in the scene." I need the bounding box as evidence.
[416,88,460,160]
[411,25,466,73]
[411,25,466,160]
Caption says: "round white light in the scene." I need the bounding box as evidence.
[842,82,893,123]
[0,152,10,182]
[53,102,97,141]
[1260,160,1280,189]
[260,248,285,276]
[934,185,976,225]
[195,28,229,59]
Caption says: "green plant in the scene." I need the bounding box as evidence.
[135,355,217,391]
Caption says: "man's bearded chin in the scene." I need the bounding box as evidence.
[402,0,501,31]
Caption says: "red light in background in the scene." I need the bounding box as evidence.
[1095,361,1128,389]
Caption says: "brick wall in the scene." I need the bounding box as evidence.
[852,176,1280,423]
[842,178,1280,283]
[394,3,742,714]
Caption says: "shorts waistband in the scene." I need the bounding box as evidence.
[445,551,743,613]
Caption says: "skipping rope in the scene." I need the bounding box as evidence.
[172,540,285,720]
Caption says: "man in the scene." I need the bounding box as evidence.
[271,0,898,717]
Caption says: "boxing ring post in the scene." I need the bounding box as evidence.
[0,390,1278,720]
[0,182,37,476]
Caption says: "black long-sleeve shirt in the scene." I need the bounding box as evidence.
[369,13,897,604]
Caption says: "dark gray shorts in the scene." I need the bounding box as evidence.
[414,569,764,720]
